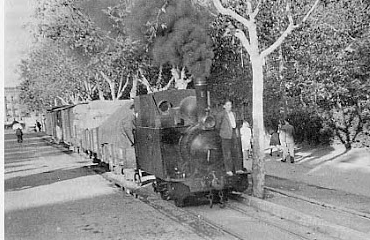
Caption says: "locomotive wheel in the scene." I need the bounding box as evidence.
[174,197,185,207]
[233,174,249,193]
[218,190,226,208]
[160,190,170,200]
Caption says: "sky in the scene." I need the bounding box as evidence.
[4,0,36,88]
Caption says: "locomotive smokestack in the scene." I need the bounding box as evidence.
[194,76,208,119]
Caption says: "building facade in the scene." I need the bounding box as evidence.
[4,87,26,123]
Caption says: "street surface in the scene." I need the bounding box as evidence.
[5,131,368,240]
[4,132,204,240]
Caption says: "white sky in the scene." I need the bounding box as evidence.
[4,0,36,87]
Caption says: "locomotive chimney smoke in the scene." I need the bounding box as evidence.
[194,76,208,119]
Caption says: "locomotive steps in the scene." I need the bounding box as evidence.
[96,165,370,240]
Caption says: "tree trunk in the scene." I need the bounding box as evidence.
[100,71,116,100]
[248,20,266,199]
[207,0,320,199]
[279,47,288,119]
[172,66,191,89]
[251,55,266,199]
[130,76,138,99]
[97,85,105,100]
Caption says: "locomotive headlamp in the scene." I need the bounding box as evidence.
[201,115,216,129]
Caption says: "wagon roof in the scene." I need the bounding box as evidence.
[98,100,135,148]
[73,100,132,129]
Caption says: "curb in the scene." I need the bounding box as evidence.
[241,193,370,240]
[265,186,370,220]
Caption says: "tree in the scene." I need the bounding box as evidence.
[19,41,93,110]
[31,0,139,101]
[208,15,253,112]
[275,0,370,149]
[193,0,320,198]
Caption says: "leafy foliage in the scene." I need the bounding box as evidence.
[19,41,90,110]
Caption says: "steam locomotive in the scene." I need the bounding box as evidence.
[45,77,249,208]
[133,77,249,207]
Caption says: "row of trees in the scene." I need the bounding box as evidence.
[19,0,370,198]
[20,0,214,109]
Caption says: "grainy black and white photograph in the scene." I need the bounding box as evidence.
[3,0,370,239]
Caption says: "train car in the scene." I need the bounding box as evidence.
[45,111,54,136]
[46,105,75,144]
[98,100,134,170]
[133,78,249,207]
[71,100,129,157]
[97,100,156,185]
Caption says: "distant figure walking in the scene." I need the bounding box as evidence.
[280,119,295,163]
[240,120,252,160]
[16,127,23,143]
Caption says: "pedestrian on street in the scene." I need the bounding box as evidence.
[16,127,23,143]
[240,120,252,160]
[269,125,281,157]
[280,119,295,163]
[216,99,244,176]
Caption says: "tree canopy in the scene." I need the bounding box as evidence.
[19,0,369,148]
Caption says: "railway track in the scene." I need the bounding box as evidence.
[138,190,338,240]
[102,174,337,240]
[265,184,370,221]
[95,166,370,240]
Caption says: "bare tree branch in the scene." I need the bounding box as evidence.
[130,74,138,99]
[250,0,262,19]
[100,71,116,100]
[138,68,155,93]
[117,75,124,94]
[212,0,252,28]
[158,77,174,91]
[116,75,130,100]
[301,0,320,23]
[261,0,320,58]
[56,96,68,105]
[235,29,252,54]
[260,23,295,58]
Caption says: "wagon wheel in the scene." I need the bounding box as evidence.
[218,190,226,208]
[207,191,214,208]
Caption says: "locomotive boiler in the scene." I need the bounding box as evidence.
[134,77,249,207]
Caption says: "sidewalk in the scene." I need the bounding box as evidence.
[265,144,370,197]
[252,144,370,239]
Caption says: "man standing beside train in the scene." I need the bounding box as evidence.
[280,118,295,163]
[216,99,244,176]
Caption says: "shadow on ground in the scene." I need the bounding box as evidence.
[5,165,101,191]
